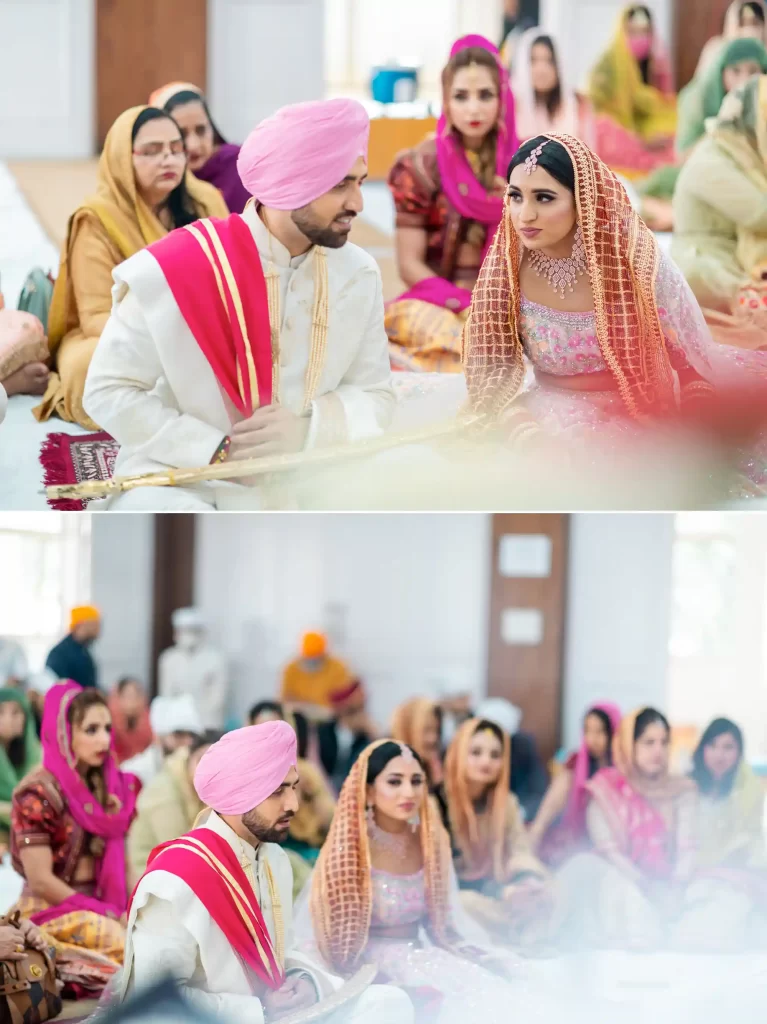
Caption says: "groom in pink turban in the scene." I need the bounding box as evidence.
[84,98,395,512]
[123,721,413,1021]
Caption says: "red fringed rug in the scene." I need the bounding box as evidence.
[40,431,120,510]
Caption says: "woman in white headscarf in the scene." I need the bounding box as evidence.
[511,28,595,144]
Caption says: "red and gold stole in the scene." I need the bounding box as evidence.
[130,828,285,992]
[148,215,273,417]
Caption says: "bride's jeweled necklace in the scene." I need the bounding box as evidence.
[366,815,411,855]
[527,225,587,299]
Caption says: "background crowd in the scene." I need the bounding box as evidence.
[0,607,764,1015]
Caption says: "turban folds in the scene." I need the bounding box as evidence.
[237,98,370,210]
[70,605,100,630]
[194,721,297,814]
[149,695,203,737]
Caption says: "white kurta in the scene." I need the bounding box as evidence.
[83,205,395,511]
[157,643,228,730]
[121,812,412,1024]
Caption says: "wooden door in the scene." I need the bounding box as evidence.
[674,0,732,90]
[96,0,208,149]
[486,514,569,765]
[150,515,197,696]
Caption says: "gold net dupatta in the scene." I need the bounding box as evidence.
[308,738,459,976]
[462,132,677,421]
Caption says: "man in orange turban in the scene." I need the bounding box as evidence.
[280,631,351,713]
[45,605,101,689]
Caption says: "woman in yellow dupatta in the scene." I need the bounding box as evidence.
[435,717,554,947]
[34,105,228,429]
[673,75,767,350]
[589,5,678,177]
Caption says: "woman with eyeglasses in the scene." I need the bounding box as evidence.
[34,105,228,430]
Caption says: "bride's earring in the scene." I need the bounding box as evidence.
[366,803,375,830]
[408,810,420,833]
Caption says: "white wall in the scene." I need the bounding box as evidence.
[324,0,504,92]
[87,512,679,734]
[541,0,674,91]
[208,0,326,141]
[90,515,154,690]
[562,513,675,748]
[193,513,492,725]
[0,0,95,158]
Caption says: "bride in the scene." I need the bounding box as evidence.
[292,739,570,1023]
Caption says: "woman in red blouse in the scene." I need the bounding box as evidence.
[11,682,139,996]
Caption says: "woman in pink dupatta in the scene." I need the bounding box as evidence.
[10,681,139,996]
[385,34,518,373]
[528,702,621,866]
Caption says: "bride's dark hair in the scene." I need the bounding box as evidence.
[507,137,575,192]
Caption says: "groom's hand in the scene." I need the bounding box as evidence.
[263,974,317,1019]
[228,405,309,460]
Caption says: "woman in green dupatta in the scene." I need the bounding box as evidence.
[0,688,41,842]
[641,37,767,227]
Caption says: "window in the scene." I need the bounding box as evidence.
[668,513,767,760]
[0,513,91,673]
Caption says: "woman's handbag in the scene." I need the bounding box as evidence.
[0,911,62,1024]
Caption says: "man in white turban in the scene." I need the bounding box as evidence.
[158,607,228,729]
[120,722,412,1023]
[83,98,394,511]
[121,693,204,786]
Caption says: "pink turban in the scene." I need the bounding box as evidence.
[237,98,370,210]
[194,720,297,814]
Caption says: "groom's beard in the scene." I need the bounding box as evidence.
[241,807,295,844]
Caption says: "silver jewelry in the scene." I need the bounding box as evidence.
[527,225,587,299]
[366,804,411,855]
[408,809,421,834]
[524,140,549,174]
[399,743,415,762]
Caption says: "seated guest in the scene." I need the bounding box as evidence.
[45,605,101,690]
[528,703,621,864]
[385,35,517,372]
[249,700,335,866]
[391,697,444,785]
[475,697,548,821]
[640,37,767,229]
[0,688,41,845]
[672,75,767,349]
[435,718,552,947]
[34,106,228,430]
[281,632,352,714]
[121,695,203,786]
[588,5,677,177]
[511,29,595,144]
[127,731,219,882]
[294,739,570,1022]
[83,98,394,511]
[150,82,251,214]
[11,682,138,994]
[117,722,410,1023]
[317,680,376,792]
[557,708,748,952]
[108,677,153,764]
[694,0,767,80]
[690,717,767,881]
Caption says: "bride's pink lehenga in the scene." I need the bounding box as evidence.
[461,133,767,495]
[295,740,572,1024]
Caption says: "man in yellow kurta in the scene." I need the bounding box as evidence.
[280,632,350,713]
